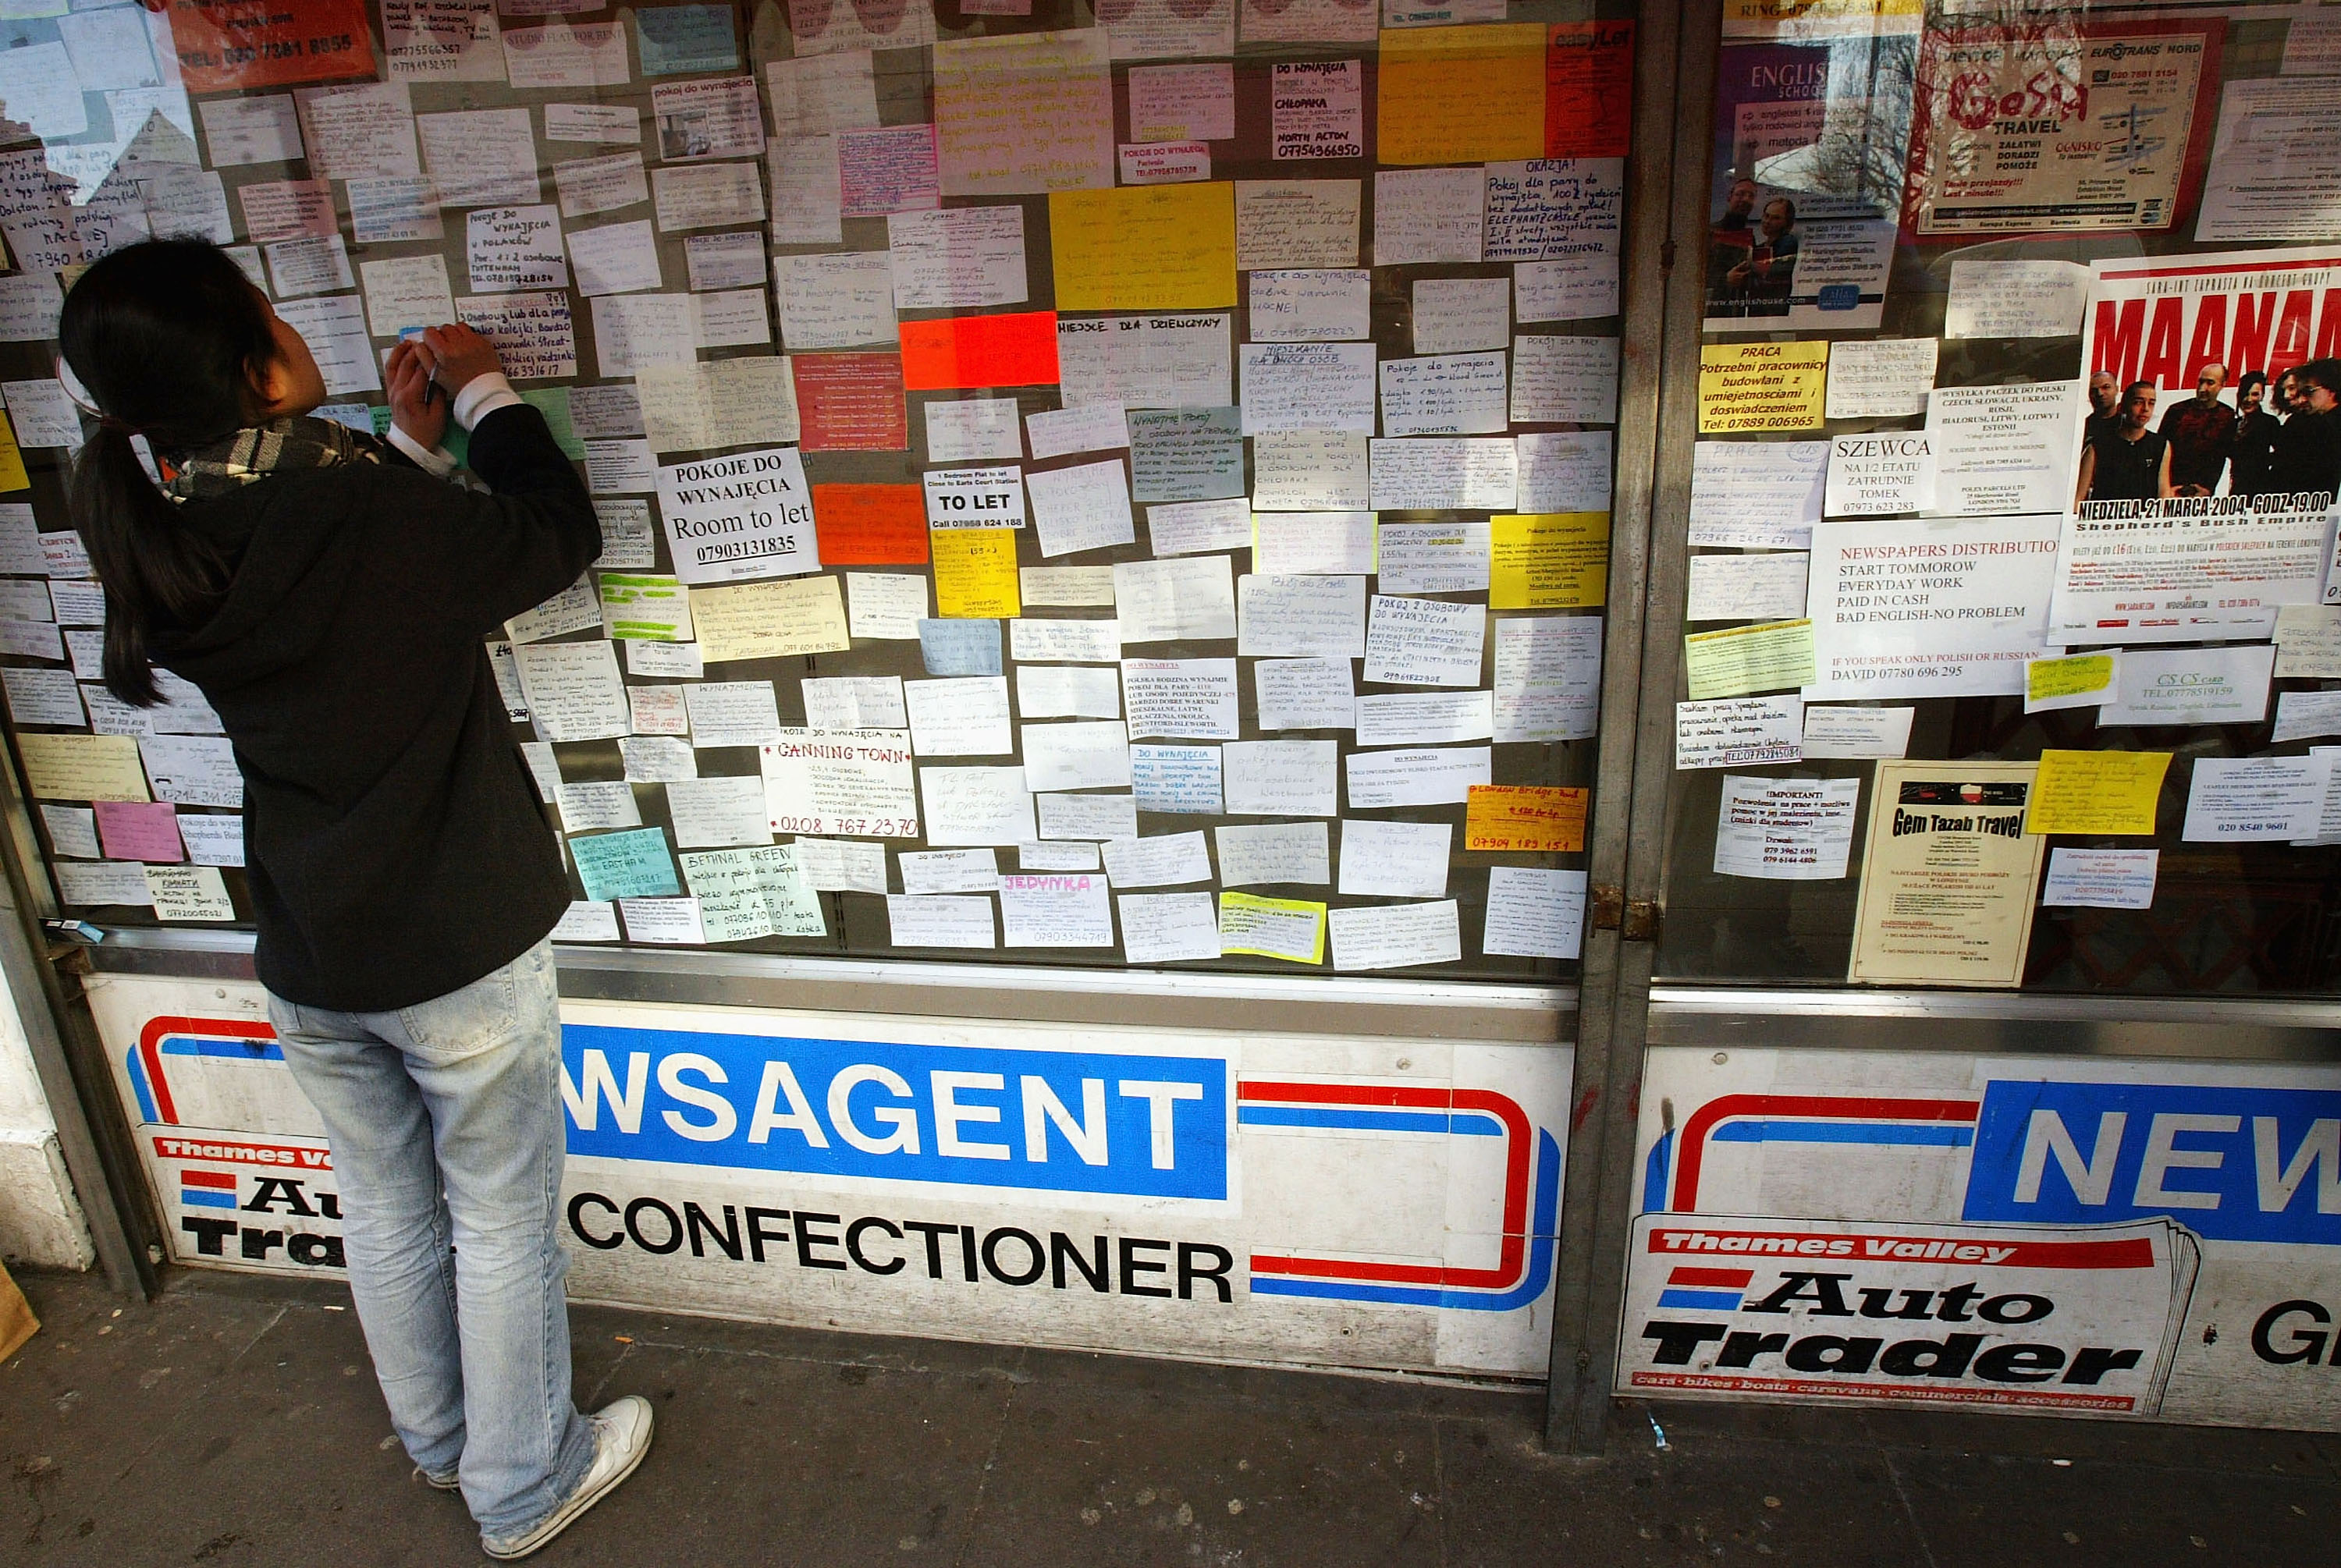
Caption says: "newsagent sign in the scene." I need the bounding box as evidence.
[86,974,1570,1378]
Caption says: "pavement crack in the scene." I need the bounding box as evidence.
[950,1346,1024,1568]
[1880,1448,1939,1568]
[1431,1417,1449,1568]
[584,1339,635,1409]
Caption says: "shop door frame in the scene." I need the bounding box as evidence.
[1543,0,1723,1453]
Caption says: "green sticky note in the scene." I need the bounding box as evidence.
[1682,618,1817,701]
[522,388,587,459]
[636,4,738,75]
[598,573,692,640]
[371,405,469,469]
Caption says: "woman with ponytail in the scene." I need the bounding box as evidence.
[59,239,649,1560]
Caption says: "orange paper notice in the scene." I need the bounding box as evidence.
[1465,784,1588,852]
[814,484,929,565]
[169,0,377,91]
[899,310,1060,390]
[1377,23,1548,165]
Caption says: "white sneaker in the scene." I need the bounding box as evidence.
[480,1396,655,1561]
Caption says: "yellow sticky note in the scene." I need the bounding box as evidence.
[2026,653,2116,708]
[1376,24,1548,165]
[0,411,29,494]
[686,576,850,662]
[932,528,1022,618]
[1697,342,1828,434]
[1490,513,1608,608]
[2024,750,2172,836]
[1049,184,1237,312]
[19,733,150,802]
[1683,618,1816,700]
[1217,891,1326,963]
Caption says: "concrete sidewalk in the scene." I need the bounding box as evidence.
[0,1268,2334,1566]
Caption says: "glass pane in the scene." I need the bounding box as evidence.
[1658,2,2341,995]
[0,0,1637,981]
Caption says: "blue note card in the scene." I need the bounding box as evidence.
[571,828,682,902]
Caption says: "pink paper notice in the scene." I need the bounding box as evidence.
[94,800,184,863]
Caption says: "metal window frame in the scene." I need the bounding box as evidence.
[82,928,1575,1042]
[1540,0,1716,1453]
[0,727,156,1297]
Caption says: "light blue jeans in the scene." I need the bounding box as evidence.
[268,938,595,1545]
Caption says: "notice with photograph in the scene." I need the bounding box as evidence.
[1847,761,2044,988]
[1905,22,2215,237]
[1702,218,1892,334]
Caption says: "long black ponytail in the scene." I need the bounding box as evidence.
[58,241,279,705]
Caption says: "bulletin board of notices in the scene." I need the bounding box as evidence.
[0,0,1635,977]
[1664,1,2341,996]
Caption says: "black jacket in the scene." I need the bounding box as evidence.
[2231,409,2282,496]
[2269,408,2341,499]
[151,405,600,1011]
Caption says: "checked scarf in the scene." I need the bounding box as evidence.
[158,416,393,506]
